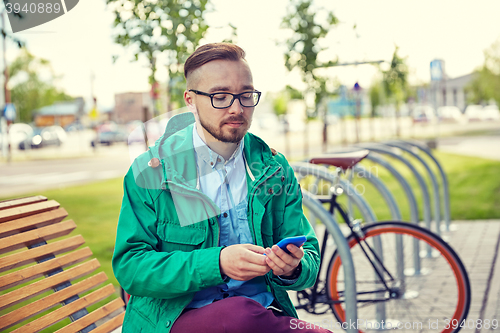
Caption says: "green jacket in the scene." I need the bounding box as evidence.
[112,112,320,332]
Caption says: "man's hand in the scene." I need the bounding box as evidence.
[264,244,304,278]
[219,244,271,281]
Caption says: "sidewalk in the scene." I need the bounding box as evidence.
[291,220,500,332]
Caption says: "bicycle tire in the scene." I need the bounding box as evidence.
[326,221,471,333]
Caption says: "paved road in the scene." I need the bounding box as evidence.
[0,146,132,198]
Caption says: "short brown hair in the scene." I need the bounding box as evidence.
[184,43,246,80]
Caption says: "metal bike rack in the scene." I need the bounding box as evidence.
[354,143,433,232]
[293,162,380,330]
[403,139,451,231]
[292,162,378,223]
[384,141,442,236]
[351,165,402,220]
[301,190,359,333]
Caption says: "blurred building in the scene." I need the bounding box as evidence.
[34,97,85,127]
[428,73,476,111]
[113,92,154,124]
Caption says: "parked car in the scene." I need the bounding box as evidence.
[412,105,437,123]
[91,130,128,147]
[0,123,33,148]
[19,126,67,149]
[464,105,483,121]
[437,106,466,124]
[481,105,500,120]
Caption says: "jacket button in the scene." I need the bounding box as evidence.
[165,320,171,328]
[223,212,228,218]
[148,158,160,168]
[268,189,273,194]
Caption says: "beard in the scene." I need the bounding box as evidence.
[198,113,250,143]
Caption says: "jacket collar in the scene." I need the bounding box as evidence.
[152,112,281,189]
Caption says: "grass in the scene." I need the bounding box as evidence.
[1,149,500,331]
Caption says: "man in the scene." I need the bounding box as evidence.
[113,43,331,332]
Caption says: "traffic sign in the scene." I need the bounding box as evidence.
[430,59,444,81]
[3,104,16,121]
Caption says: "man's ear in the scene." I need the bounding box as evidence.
[184,90,197,113]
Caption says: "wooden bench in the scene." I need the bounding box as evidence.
[0,195,125,333]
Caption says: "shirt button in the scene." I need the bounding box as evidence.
[268,188,274,194]
[165,320,171,328]
[281,176,285,182]
[223,212,228,218]
[210,162,214,166]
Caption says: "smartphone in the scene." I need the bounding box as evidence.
[268,235,307,255]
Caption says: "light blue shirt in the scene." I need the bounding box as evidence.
[186,125,274,309]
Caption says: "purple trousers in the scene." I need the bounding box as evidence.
[171,296,333,333]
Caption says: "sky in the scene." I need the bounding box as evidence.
[3,0,500,110]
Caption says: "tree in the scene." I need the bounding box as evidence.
[466,39,500,106]
[8,49,72,122]
[106,0,211,113]
[381,46,409,137]
[281,0,339,153]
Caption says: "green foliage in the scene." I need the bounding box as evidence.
[286,85,303,100]
[273,93,288,116]
[368,80,384,117]
[466,39,500,106]
[382,46,409,109]
[281,0,339,116]
[8,49,73,123]
[106,0,212,110]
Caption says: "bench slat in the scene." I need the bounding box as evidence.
[0,196,48,211]
[0,235,85,273]
[91,311,125,333]
[0,259,100,311]
[0,247,93,291]
[0,208,68,238]
[0,200,60,223]
[55,298,125,333]
[0,272,108,331]
[0,220,77,255]
[12,284,116,333]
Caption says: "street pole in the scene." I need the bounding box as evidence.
[1,11,11,162]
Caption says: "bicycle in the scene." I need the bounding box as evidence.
[294,150,471,333]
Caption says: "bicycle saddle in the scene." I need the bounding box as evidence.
[309,149,369,170]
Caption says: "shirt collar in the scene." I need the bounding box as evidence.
[192,124,244,169]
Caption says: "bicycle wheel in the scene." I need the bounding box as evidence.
[326,221,470,333]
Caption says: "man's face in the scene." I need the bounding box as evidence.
[184,59,255,143]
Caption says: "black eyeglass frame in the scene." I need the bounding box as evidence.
[189,89,262,109]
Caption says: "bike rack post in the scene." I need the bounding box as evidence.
[351,165,402,220]
[292,163,378,223]
[362,153,421,276]
[301,190,359,333]
[354,143,432,232]
[403,139,451,231]
[293,162,381,328]
[384,141,442,236]
[354,143,435,262]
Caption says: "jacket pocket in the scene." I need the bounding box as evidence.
[261,210,284,248]
[157,221,206,252]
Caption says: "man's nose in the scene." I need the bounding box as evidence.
[227,97,244,114]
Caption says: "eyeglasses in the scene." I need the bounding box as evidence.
[189,89,261,109]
